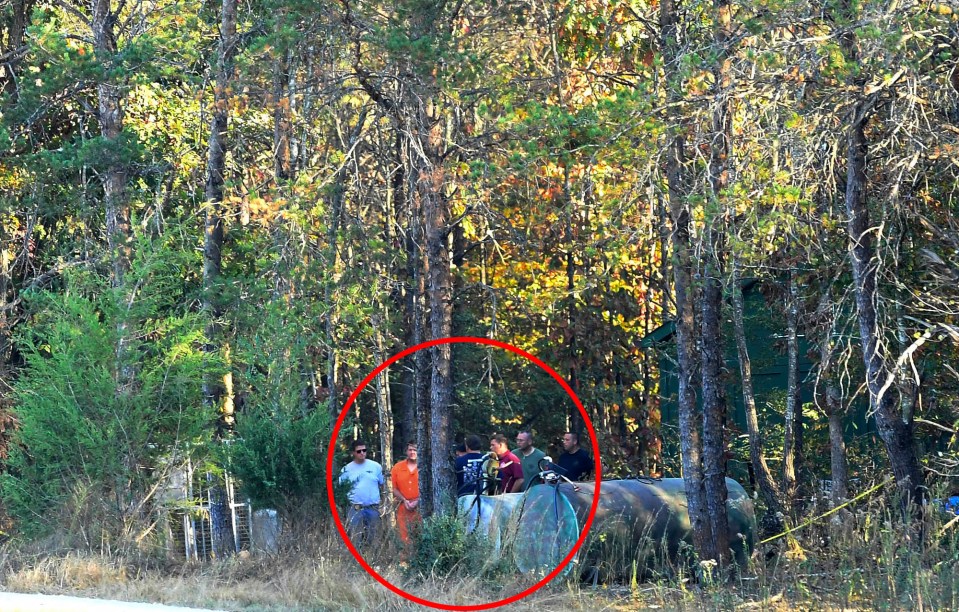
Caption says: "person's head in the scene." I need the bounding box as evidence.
[352,440,369,463]
[515,430,534,452]
[490,434,509,457]
[465,434,482,452]
[562,432,580,452]
[455,443,467,457]
[406,441,417,462]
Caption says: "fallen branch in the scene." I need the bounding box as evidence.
[759,478,894,545]
[939,514,959,538]
[737,592,784,609]
[914,418,957,434]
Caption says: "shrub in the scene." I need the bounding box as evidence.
[224,299,332,522]
[1,255,210,543]
[406,512,513,582]
[225,405,330,518]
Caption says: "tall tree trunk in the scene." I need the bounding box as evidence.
[783,271,800,504]
[826,388,849,506]
[420,104,455,515]
[543,0,581,435]
[407,130,433,517]
[385,130,415,454]
[700,267,729,565]
[93,0,132,394]
[93,0,128,280]
[1,0,33,98]
[666,136,714,563]
[834,0,923,514]
[322,113,364,418]
[700,0,733,566]
[399,134,419,455]
[273,47,294,182]
[661,0,715,564]
[204,0,238,436]
[373,314,395,512]
[844,106,924,507]
[732,259,786,536]
[815,253,849,508]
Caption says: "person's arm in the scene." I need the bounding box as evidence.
[582,453,594,481]
[391,469,404,505]
[391,469,414,510]
[377,466,388,514]
[508,461,524,492]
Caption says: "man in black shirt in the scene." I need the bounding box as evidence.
[556,431,592,481]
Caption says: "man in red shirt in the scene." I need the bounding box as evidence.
[489,434,524,494]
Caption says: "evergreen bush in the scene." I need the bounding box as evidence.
[1,257,210,543]
[406,512,513,582]
[225,299,332,520]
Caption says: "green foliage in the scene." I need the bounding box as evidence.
[225,404,330,515]
[1,253,210,541]
[406,512,513,581]
[226,287,334,516]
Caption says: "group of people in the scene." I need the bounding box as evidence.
[454,431,593,497]
[337,431,594,548]
[336,439,421,548]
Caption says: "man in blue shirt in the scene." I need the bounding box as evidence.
[338,440,384,547]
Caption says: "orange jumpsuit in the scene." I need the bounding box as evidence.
[390,460,420,545]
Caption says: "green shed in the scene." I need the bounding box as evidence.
[641,280,871,480]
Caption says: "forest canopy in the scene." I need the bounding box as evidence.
[1,0,958,568]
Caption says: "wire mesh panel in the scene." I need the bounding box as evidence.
[163,465,253,561]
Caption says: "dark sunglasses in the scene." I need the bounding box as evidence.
[355,448,368,453]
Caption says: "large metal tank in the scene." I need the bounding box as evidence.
[456,492,524,552]
[513,478,756,579]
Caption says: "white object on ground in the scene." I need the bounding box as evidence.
[251,508,279,553]
[0,592,225,611]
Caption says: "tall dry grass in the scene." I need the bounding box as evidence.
[1,491,957,611]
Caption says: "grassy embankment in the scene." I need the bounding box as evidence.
[1,494,958,611]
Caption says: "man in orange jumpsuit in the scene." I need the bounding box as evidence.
[390,441,420,546]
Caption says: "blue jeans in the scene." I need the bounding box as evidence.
[346,505,380,547]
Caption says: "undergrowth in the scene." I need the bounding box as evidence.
[1,490,958,611]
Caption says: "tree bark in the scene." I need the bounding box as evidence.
[322,113,364,419]
[93,0,133,396]
[544,1,581,435]
[844,106,924,507]
[273,47,294,182]
[204,0,238,436]
[666,137,714,564]
[385,130,416,455]
[700,0,733,566]
[783,271,800,504]
[836,0,924,513]
[816,287,850,507]
[732,260,787,536]
[93,0,128,284]
[827,389,849,506]
[661,0,715,564]
[1,0,32,98]
[420,104,455,515]
[407,131,434,517]
[700,268,729,565]
[373,314,395,512]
